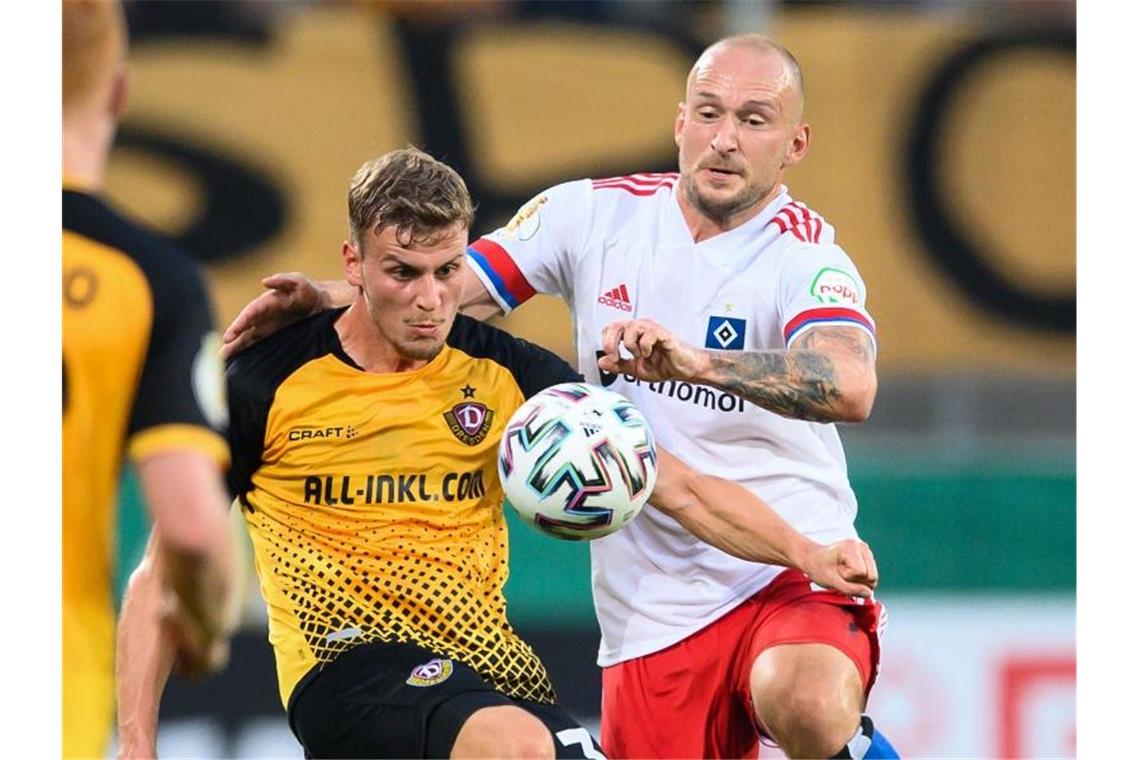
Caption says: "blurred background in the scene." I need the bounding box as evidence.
[103,0,1075,757]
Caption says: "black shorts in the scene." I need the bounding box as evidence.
[287,639,605,759]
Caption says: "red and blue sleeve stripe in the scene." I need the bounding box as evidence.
[783,307,877,348]
[467,238,536,310]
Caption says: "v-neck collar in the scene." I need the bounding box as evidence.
[664,183,791,254]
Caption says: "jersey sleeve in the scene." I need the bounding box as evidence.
[777,243,877,353]
[466,179,592,313]
[224,357,270,502]
[126,252,229,466]
[447,315,583,398]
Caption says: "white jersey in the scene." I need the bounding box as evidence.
[468,173,877,666]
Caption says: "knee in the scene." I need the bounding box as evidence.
[501,724,556,760]
[759,681,856,746]
[451,705,554,759]
[750,647,863,757]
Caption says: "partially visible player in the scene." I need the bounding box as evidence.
[63,2,239,757]
[116,147,878,758]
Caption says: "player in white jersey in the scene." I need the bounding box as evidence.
[222,34,899,760]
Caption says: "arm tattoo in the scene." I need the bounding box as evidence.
[702,326,875,422]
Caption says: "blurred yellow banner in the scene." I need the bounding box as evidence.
[106,5,1073,375]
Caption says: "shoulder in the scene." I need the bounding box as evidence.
[765,198,836,248]
[447,315,581,397]
[588,172,679,198]
[62,189,207,301]
[226,308,344,400]
[446,314,553,363]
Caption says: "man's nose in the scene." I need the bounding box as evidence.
[413,276,443,310]
[710,119,739,154]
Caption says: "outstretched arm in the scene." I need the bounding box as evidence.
[220,273,347,359]
[650,447,878,598]
[599,319,877,423]
[221,263,501,359]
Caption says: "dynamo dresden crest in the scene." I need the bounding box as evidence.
[406,658,453,687]
[444,402,494,446]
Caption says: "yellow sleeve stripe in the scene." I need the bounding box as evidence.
[128,424,230,467]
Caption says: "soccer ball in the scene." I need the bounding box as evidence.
[498,382,658,541]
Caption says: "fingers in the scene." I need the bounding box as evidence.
[260,272,303,291]
[220,332,253,361]
[161,593,230,679]
[601,322,623,363]
[824,540,876,598]
[602,319,666,357]
[858,540,879,589]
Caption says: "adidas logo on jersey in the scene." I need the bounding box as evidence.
[597,283,633,312]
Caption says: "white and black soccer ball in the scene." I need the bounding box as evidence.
[498,382,658,541]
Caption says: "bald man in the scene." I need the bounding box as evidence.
[63,1,237,756]
[223,35,900,759]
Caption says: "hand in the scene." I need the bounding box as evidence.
[799,539,879,599]
[161,590,232,680]
[220,272,325,360]
[598,319,709,382]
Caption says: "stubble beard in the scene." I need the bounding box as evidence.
[683,173,770,227]
[395,337,445,362]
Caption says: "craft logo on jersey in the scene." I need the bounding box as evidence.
[288,425,358,442]
[406,658,454,687]
[598,283,633,312]
[705,316,746,350]
[810,267,861,307]
[444,402,494,446]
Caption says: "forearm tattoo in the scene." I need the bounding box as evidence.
[702,327,875,422]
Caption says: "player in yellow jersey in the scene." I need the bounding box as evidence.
[62,1,239,757]
[117,147,877,758]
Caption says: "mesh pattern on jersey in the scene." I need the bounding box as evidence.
[252,507,556,705]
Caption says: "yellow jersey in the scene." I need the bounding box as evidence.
[62,185,228,758]
[225,309,581,709]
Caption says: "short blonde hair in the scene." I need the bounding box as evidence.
[348,147,476,247]
[62,0,126,115]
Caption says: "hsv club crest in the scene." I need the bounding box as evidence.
[444,402,494,446]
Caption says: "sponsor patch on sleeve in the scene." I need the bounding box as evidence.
[810,268,862,307]
[502,193,548,241]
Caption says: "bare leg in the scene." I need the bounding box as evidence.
[451,704,555,759]
[750,642,865,759]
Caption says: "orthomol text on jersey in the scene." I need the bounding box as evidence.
[302,468,487,506]
[595,352,746,414]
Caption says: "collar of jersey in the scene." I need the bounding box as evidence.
[327,318,453,379]
[667,182,792,256]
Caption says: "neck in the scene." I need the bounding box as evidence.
[335,296,429,374]
[676,183,783,244]
[62,117,114,190]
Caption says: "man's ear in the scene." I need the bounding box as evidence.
[783,122,811,169]
[342,240,363,287]
[109,65,131,123]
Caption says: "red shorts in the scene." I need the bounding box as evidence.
[600,569,883,759]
